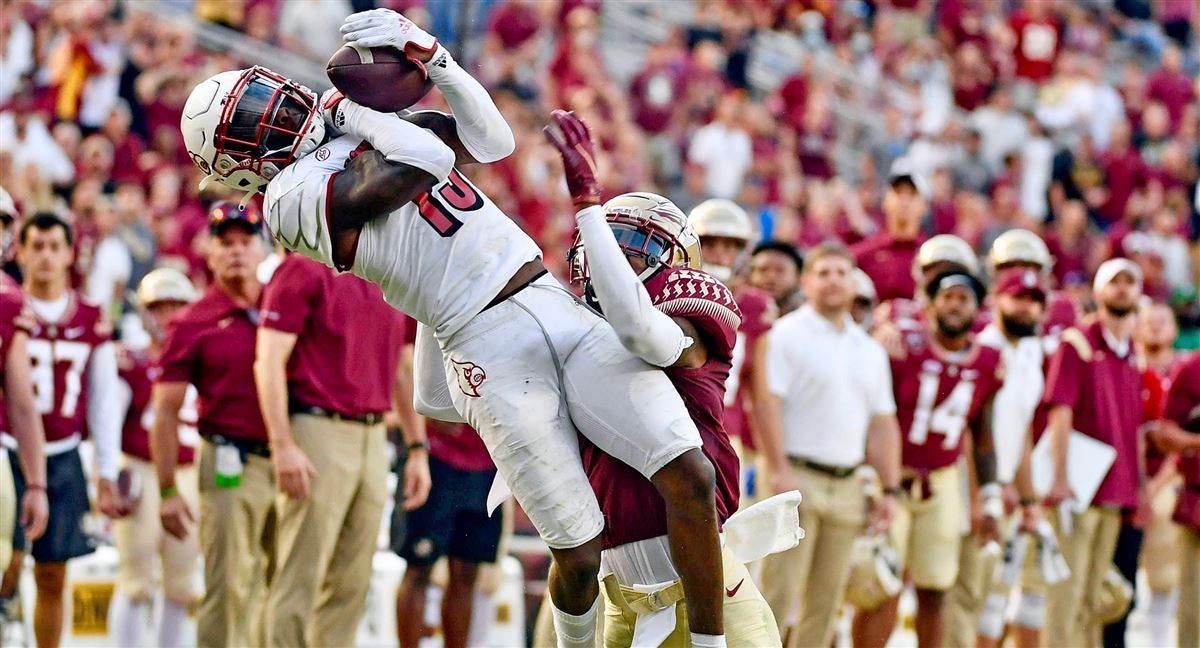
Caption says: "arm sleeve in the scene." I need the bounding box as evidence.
[87,342,122,481]
[412,321,467,423]
[425,47,515,163]
[260,257,319,334]
[337,101,455,182]
[574,205,690,367]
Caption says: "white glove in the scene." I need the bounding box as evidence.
[340,9,438,55]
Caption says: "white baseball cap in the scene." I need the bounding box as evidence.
[1093,258,1142,294]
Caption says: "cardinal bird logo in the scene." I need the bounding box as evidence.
[451,360,487,397]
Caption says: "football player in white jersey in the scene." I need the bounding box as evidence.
[180,9,728,646]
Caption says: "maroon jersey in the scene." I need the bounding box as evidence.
[892,325,1005,472]
[851,233,925,303]
[722,287,775,450]
[1042,322,1143,508]
[0,280,33,436]
[118,348,197,465]
[22,293,112,443]
[1165,353,1200,490]
[581,267,743,550]
[428,420,493,473]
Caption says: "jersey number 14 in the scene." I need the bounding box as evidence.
[909,371,976,450]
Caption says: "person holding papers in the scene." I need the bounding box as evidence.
[1041,258,1147,648]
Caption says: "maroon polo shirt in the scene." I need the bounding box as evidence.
[851,232,925,302]
[158,285,268,442]
[1042,321,1143,508]
[1165,353,1200,489]
[428,419,494,473]
[260,255,407,418]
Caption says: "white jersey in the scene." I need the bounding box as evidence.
[978,324,1045,483]
[263,134,541,339]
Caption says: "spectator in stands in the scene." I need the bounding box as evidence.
[688,90,752,200]
[852,163,928,302]
[278,0,353,63]
[83,194,130,316]
[1098,120,1148,227]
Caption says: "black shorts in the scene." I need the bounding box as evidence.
[393,455,501,567]
[10,448,95,563]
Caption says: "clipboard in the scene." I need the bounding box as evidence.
[1031,430,1116,511]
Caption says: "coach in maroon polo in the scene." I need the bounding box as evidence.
[1041,258,1147,647]
[151,201,274,648]
[255,251,428,648]
[851,160,929,302]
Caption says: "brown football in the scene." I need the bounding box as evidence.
[326,44,433,113]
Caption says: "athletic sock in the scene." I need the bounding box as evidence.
[108,592,146,647]
[158,598,190,647]
[1147,590,1176,648]
[551,595,598,648]
[690,632,728,647]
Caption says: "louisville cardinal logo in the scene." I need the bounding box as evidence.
[451,360,487,397]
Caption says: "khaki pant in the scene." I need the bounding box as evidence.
[1143,481,1181,593]
[266,414,388,647]
[890,464,964,591]
[758,461,864,648]
[1180,526,1200,648]
[1043,506,1121,648]
[945,535,1000,648]
[602,546,781,647]
[0,451,14,570]
[197,440,277,648]
[114,457,200,603]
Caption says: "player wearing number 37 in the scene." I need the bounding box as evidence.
[181,9,730,646]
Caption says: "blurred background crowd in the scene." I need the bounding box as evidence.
[2,0,1198,343]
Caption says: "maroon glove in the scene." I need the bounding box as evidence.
[543,110,602,207]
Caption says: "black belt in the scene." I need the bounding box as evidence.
[791,457,858,479]
[206,433,271,458]
[290,401,385,426]
[481,268,548,312]
[1188,484,1200,494]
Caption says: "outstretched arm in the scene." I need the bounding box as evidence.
[340,9,514,164]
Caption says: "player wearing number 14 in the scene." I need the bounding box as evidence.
[852,269,1004,648]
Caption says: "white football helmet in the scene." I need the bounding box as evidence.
[136,268,199,307]
[568,192,702,287]
[689,198,757,281]
[844,535,903,612]
[913,234,980,283]
[988,228,1053,274]
[181,67,325,198]
[0,186,17,259]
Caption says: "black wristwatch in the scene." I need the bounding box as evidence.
[407,440,429,454]
[882,486,903,497]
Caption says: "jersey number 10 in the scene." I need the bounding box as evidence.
[415,170,483,237]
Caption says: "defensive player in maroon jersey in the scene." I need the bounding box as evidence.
[547,110,778,647]
[110,268,201,648]
[688,199,777,503]
[6,213,126,648]
[852,269,1004,648]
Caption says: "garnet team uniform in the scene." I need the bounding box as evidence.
[5,292,118,563]
[157,285,273,648]
[889,324,1004,591]
[723,286,774,501]
[263,128,702,551]
[1039,321,1144,647]
[0,281,31,568]
[851,233,925,303]
[580,267,779,648]
[1164,353,1200,648]
[114,349,200,606]
[259,254,407,648]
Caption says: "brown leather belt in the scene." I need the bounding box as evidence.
[482,258,548,312]
[790,457,858,479]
